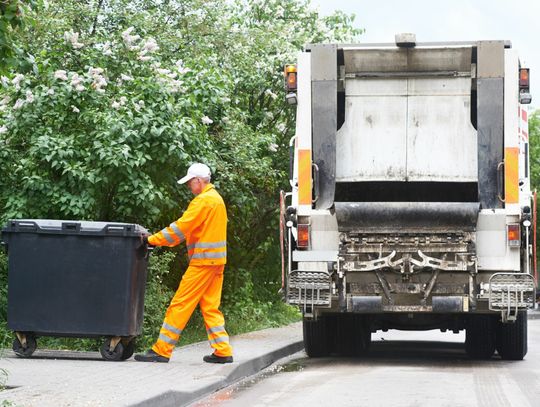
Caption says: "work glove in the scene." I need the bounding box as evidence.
[140,234,154,248]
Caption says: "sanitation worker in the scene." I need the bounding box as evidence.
[135,163,233,363]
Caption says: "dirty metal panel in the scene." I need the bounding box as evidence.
[344,47,472,74]
[407,77,478,182]
[477,41,505,79]
[477,78,504,209]
[407,47,472,72]
[476,210,520,271]
[344,49,408,73]
[336,78,407,182]
[311,45,337,209]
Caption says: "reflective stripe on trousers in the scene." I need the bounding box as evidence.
[152,264,233,358]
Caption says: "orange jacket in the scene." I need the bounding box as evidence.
[148,184,227,265]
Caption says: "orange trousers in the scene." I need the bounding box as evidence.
[152,264,233,358]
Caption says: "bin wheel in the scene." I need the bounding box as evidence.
[121,339,136,360]
[13,334,37,358]
[100,338,125,361]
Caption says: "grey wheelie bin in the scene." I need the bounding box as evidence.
[0,219,150,361]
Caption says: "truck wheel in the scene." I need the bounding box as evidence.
[12,333,37,358]
[303,316,330,357]
[465,315,496,359]
[336,315,371,356]
[496,311,527,360]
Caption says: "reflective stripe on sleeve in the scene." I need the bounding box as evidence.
[169,223,185,241]
[161,228,175,244]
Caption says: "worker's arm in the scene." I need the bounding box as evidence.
[147,197,208,247]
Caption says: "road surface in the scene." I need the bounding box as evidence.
[193,319,540,407]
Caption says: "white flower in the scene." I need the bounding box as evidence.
[268,143,279,152]
[137,55,152,62]
[88,67,104,76]
[13,99,25,110]
[141,37,159,53]
[277,122,286,132]
[1,96,10,106]
[121,27,140,46]
[201,116,213,125]
[222,116,230,124]
[1,76,9,87]
[96,42,113,56]
[70,73,83,87]
[25,90,34,103]
[54,70,68,81]
[95,88,106,94]
[156,68,171,75]
[138,100,145,107]
[0,125,7,134]
[119,96,127,105]
[46,88,55,96]
[175,59,191,75]
[265,89,278,100]
[120,74,133,81]
[12,74,24,90]
[71,105,80,113]
[64,30,84,49]
[75,84,85,92]
[112,101,121,109]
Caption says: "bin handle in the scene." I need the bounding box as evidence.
[104,224,133,234]
[12,221,38,231]
[62,222,81,232]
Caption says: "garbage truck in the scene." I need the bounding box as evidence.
[280,34,536,360]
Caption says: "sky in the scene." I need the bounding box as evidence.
[310,0,539,109]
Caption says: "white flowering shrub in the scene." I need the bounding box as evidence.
[0,0,361,302]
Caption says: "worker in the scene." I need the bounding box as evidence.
[135,163,233,364]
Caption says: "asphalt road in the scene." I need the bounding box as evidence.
[193,319,540,407]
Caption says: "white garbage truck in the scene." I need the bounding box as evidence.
[280,34,536,360]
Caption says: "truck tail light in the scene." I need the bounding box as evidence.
[507,224,520,247]
[297,224,310,248]
[519,68,530,90]
[284,64,297,91]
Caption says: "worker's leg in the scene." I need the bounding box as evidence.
[199,265,233,357]
[152,265,214,358]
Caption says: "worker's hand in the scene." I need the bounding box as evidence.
[141,234,154,247]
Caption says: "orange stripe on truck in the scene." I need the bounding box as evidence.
[504,147,519,204]
[298,149,312,205]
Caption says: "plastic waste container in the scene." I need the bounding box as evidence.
[1,219,151,361]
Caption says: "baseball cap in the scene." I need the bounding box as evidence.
[177,163,211,184]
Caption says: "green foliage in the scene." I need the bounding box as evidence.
[528,110,540,282]
[0,0,358,351]
[0,0,39,73]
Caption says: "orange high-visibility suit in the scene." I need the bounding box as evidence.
[147,183,232,358]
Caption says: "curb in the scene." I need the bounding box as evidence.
[130,340,305,407]
[527,310,540,320]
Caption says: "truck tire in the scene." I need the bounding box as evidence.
[496,311,527,360]
[303,316,330,357]
[336,314,371,356]
[465,315,496,359]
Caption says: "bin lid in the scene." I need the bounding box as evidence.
[1,219,149,237]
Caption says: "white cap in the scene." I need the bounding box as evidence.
[177,163,211,184]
